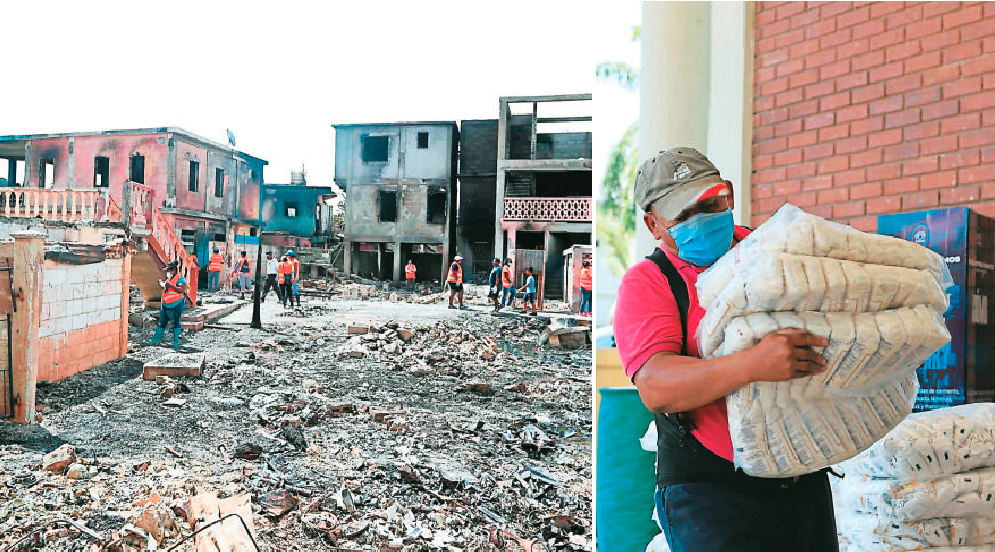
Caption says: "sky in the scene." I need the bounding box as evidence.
[593,1,641,199]
[2,1,598,194]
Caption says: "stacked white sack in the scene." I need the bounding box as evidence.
[696,204,952,478]
[834,404,995,552]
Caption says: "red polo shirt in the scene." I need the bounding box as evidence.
[613,226,751,462]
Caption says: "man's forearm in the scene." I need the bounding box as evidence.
[633,350,754,414]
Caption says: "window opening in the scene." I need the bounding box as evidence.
[215,168,225,198]
[417,132,429,149]
[427,190,446,224]
[93,157,109,187]
[285,202,298,217]
[189,160,199,192]
[39,158,55,188]
[362,135,389,162]
[129,154,145,184]
[378,191,397,222]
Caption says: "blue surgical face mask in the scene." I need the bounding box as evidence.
[665,208,734,266]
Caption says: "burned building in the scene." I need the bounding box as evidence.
[260,183,335,249]
[332,122,457,283]
[0,127,268,299]
[458,94,592,305]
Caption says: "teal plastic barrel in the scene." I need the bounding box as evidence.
[596,387,660,552]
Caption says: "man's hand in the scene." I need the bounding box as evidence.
[744,328,828,382]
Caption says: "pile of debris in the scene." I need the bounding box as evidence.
[0,304,591,551]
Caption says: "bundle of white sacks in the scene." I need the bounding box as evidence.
[835,404,995,551]
[696,204,953,478]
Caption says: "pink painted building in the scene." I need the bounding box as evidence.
[0,127,268,286]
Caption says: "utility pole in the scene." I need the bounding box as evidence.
[251,165,263,328]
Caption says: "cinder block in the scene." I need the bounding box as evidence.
[143,353,205,380]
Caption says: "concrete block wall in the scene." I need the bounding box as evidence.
[37,258,127,382]
[752,1,995,229]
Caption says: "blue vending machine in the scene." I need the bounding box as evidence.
[878,207,995,411]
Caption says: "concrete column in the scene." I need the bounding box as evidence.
[393,240,402,283]
[5,158,14,187]
[66,137,74,189]
[23,143,31,187]
[344,239,352,277]
[119,252,132,358]
[708,1,754,227]
[635,1,713,258]
[166,136,176,207]
[494,99,510,260]
[11,230,45,424]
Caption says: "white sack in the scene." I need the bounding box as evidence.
[837,512,995,550]
[835,466,995,521]
[838,403,995,480]
[697,204,951,309]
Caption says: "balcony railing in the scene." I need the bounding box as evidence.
[503,197,592,222]
[0,188,105,221]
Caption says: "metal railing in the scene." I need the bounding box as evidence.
[503,197,592,222]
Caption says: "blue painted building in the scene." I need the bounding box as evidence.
[260,183,335,247]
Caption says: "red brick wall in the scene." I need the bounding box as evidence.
[38,319,124,382]
[752,1,995,230]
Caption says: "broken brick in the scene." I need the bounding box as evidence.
[43,444,76,472]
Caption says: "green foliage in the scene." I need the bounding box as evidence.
[596,24,642,275]
[596,122,638,275]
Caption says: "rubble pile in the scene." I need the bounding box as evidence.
[0,301,592,551]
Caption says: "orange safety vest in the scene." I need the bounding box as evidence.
[405,263,416,279]
[501,265,513,287]
[580,267,593,291]
[277,261,291,284]
[291,258,301,281]
[234,257,251,274]
[208,253,224,272]
[161,273,184,305]
[446,262,462,284]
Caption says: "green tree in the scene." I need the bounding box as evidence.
[596,25,640,276]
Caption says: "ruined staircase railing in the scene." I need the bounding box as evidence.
[148,205,198,305]
[0,188,104,221]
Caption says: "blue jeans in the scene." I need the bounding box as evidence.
[158,300,185,330]
[580,288,592,313]
[208,271,219,291]
[502,286,515,306]
[654,475,837,552]
[292,280,299,298]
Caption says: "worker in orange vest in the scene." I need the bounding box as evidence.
[579,260,593,317]
[277,255,294,309]
[231,251,252,300]
[287,251,301,307]
[404,259,416,291]
[447,255,466,310]
[500,258,515,309]
[208,247,225,292]
[146,260,187,348]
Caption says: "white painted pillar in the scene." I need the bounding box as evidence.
[708,2,754,228]
[635,1,713,259]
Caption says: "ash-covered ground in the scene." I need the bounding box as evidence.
[0,289,592,551]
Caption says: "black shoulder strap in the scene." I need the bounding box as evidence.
[646,248,688,356]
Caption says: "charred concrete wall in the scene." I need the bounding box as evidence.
[457,120,499,276]
[261,184,332,238]
[333,122,457,282]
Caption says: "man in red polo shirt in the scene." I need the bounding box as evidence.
[613,147,836,552]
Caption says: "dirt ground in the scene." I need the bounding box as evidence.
[0,287,592,551]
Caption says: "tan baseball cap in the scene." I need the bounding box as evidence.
[635,147,729,221]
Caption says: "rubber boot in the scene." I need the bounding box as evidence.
[146,327,165,346]
[172,327,182,349]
